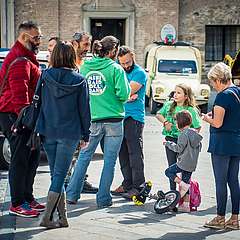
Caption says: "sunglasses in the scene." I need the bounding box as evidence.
[25,33,43,41]
[72,32,83,42]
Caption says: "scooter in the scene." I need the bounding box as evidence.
[132,181,181,214]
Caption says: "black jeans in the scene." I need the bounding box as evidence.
[0,112,40,207]
[165,136,178,191]
[119,117,145,190]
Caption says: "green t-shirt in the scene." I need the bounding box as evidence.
[158,101,201,138]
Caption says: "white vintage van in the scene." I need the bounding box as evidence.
[145,42,210,113]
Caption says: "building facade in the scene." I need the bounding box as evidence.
[1,0,240,80]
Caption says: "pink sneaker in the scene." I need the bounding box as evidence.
[179,181,190,197]
[9,202,40,218]
[178,201,190,212]
[29,199,46,212]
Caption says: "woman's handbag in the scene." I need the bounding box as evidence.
[11,71,45,134]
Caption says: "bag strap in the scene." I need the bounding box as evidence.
[227,88,240,104]
[0,57,29,96]
[32,70,46,107]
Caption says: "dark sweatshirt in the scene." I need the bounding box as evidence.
[35,67,91,141]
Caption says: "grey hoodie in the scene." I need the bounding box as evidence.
[165,128,203,172]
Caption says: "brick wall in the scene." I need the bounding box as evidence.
[178,0,240,82]
[15,0,59,48]
[134,0,179,66]
[13,0,240,72]
[13,0,178,66]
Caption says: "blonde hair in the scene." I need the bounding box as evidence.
[207,62,232,84]
[169,84,196,115]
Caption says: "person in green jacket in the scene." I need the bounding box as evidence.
[66,36,131,208]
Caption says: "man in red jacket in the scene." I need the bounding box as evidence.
[0,21,45,217]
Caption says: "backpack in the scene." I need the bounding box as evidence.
[189,180,201,211]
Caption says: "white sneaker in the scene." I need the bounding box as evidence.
[179,181,190,198]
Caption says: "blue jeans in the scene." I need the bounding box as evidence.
[66,121,123,207]
[165,163,192,185]
[211,154,240,216]
[43,138,78,193]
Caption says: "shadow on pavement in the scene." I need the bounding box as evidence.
[138,228,231,240]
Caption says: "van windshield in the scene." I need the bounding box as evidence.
[158,60,197,74]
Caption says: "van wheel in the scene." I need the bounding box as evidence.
[0,136,11,170]
[149,96,158,114]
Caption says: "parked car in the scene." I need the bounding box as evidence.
[0,49,48,170]
[144,42,210,114]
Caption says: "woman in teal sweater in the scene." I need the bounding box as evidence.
[66,36,130,208]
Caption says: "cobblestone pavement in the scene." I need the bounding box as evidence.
[0,114,239,240]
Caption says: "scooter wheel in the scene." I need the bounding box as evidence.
[154,190,180,214]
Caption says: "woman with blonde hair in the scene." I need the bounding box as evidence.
[203,62,240,230]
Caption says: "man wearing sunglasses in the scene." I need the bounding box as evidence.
[0,21,45,217]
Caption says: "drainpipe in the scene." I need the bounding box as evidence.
[1,0,14,48]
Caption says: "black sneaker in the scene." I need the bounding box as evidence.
[82,176,98,194]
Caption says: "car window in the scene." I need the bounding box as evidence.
[158,60,197,74]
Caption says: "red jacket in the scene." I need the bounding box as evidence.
[0,41,40,115]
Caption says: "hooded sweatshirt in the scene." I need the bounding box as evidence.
[80,57,130,121]
[165,128,203,172]
[35,68,91,141]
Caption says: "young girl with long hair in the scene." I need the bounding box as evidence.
[156,84,201,192]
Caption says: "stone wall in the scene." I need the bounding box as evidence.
[13,0,240,72]
[14,0,59,48]
[178,0,240,82]
[134,0,179,66]
[13,0,178,66]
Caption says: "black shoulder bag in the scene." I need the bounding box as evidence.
[12,70,45,134]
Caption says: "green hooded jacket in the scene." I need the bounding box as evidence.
[80,57,130,121]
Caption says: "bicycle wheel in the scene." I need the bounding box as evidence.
[154,190,180,214]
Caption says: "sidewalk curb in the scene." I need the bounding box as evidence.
[0,171,8,217]
[0,171,15,240]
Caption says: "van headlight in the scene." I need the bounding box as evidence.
[200,89,209,97]
[156,87,164,94]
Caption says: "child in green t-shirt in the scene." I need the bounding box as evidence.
[156,84,201,194]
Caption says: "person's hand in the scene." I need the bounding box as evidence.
[201,113,209,122]
[165,122,173,131]
[128,93,138,102]
[206,112,212,117]
[79,140,89,149]
[201,112,212,121]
